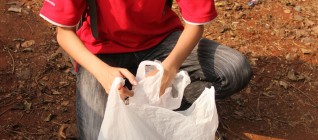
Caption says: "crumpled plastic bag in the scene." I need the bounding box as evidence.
[98,61,218,140]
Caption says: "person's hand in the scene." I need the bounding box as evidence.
[95,65,137,100]
[146,65,177,96]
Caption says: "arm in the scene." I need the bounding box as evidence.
[159,23,204,95]
[56,27,137,98]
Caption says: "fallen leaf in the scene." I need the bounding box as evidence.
[312,26,318,34]
[8,6,22,13]
[301,48,313,54]
[52,90,62,95]
[16,95,22,100]
[287,70,305,81]
[279,81,288,89]
[11,103,24,110]
[293,15,304,21]
[61,101,70,106]
[305,19,315,27]
[284,9,291,13]
[22,48,33,52]
[58,124,68,139]
[58,124,78,139]
[44,113,55,122]
[21,40,35,48]
[215,1,226,7]
[234,110,244,117]
[6,1,20,5]
[65,124,78,138]
[24,100,32,111]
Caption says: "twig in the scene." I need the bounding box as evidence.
[290,84,317,108]
[256,92,261,117]
[4,129,31,140]
[0,98,14,107]
[21,130,46,135]
[23,20,33,34]
[0,108,11,117]
[3,45,15,74]
[219,119,249,140]
[262,115,306,126]
[262,115,290,124]
[52,121,63,126]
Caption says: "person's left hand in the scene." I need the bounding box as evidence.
[146,65,177,96]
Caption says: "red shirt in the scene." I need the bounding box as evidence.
[40,0,217,54]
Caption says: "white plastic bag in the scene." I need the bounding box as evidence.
[98,61,218,140]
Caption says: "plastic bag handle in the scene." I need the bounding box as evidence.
[108,77,126,105]
[136,60,164,81]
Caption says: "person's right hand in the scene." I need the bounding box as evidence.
[95,65,137,100]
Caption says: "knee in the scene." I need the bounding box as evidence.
[214,46,253,99]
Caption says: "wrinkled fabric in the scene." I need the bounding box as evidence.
[76,31,252,139]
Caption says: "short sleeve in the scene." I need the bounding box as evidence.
[176,0,218,25]
[39,0,87,27]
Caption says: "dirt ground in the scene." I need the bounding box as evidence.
[0,0,317,139]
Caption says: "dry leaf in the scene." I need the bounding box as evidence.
[21,40,35,48]
[61,101,70,106]
[58,124,78,139]
[288,70,305,81]
[24,100,31,111]
[301,48,313,54]
[8,6,22,13]
[279,81,288,89]
[52,90,62,95]
[44,113,55,122]
[58,124,68,139]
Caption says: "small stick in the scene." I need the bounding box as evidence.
[4,46,15,74]
[0,108,11,117]
[23,20,33,34]
[52,121,63,126]
[290,84,317,108]
[219,120,249,140]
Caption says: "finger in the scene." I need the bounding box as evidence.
[118,86,134,100]
[120,69,138,85]
[160,85,165,96]
[146,69,159,77]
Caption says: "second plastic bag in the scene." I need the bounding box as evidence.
[98,61,218,140]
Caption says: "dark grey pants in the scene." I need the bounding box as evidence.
[76,31,252,139]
